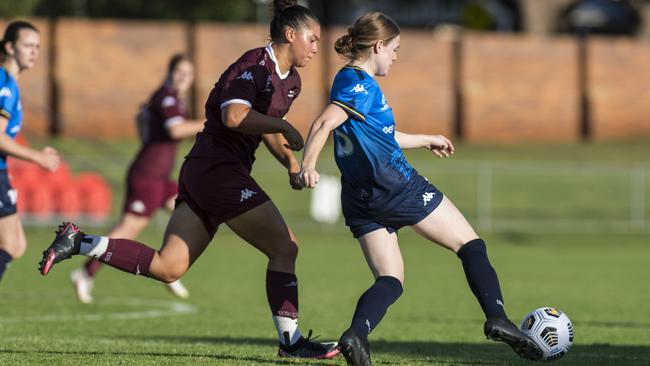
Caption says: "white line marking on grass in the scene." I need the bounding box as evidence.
[0,297,197,323]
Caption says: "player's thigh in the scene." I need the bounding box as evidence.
[155,201,212,275]
[358,229,404,283]
[0,214,26,257]
[411,195,479,253]
[108,213,151,239]
[225,200,297,259]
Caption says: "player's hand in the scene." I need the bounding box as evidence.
[299,167,320,188]
[288,170,303,191]
[425,135,454,158]
[281,122,304,151]
[38,146,60,172]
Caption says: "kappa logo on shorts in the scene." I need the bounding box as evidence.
[240,188,257,202]
[422,192,436,206]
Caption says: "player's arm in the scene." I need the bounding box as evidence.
[262,133,302,190]
[394,130,454,158]
[299,103,348,188]
[166,118,204,140]
[222,104,303,151]
[0,116,60,171]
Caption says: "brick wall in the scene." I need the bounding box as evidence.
[4,18,650,142]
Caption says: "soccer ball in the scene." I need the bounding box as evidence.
[520,307,573,361]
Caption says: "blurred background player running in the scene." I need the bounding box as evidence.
[0,20,60,284]
[69,54,204,303]
[39,0,339,359]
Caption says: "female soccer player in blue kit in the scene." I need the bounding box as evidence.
[299,12,543,366]
[0,20,60,284]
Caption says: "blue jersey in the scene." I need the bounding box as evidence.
[330,66,444,238]
[0,67,23,169]
[330,66,415,203]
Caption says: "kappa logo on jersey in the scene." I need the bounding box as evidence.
[161,96,177,108]
[382,125,395,134]
[0,87,11,98]
[237,71,254,81]
[422,191,436,206]
[350,83,368,95]
[240,188,257,202]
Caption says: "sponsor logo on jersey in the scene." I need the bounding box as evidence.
[0,87,11,98]
[9,125,20,134]
[382,125,395,134]
[237,71,254,81]
[350,83,368,95]
[161,96,177,108]
[335,129,354,158]
[422,191,436,206]
[263,75,273,92]
[240,188,257,202]
[259,59,266,66]
[287,89,297,99]
[380,94,390,111]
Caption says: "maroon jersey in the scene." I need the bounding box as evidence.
[187,44,301,171]
[130,83,190,178]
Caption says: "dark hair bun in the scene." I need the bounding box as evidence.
[273,0,298,16]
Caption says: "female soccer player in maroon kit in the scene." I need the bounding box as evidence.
[40,0,339,359]
[70,54,203,304]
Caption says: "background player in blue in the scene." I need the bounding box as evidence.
[299,12,543,366]
[0,21,60,284]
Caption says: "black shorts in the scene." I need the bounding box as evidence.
[342,174,444,238]
[0,170,18,218]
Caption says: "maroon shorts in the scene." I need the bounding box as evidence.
[176,157,270,237]
[123,174,178,217]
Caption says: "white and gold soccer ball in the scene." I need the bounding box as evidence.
[520,307,574,361]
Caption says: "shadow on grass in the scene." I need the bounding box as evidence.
[116,335,650,366]
[0,349,328,365]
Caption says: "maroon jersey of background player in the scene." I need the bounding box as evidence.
[131,83,190,179]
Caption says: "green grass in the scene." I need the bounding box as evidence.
[1,139,649,365]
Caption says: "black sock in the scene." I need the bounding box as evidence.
[350,276,403,338]
[0,249,13,282]
[457,239,508,319]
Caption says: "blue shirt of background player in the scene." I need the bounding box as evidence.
[330,66,415,204]
[0,67,22,169]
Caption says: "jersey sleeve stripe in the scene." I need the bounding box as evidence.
[0,109,10,120]
[220,99,252,109]
[332,100,365,121]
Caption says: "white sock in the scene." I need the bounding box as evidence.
[79,235,109,258]
[273,316,302,346]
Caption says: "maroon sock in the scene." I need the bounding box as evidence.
[97,239,155,277]
[84,258,104,278]
[266,270,299,319]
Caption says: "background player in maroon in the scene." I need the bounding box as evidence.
[69,54,203,303]
[40,0,339,359]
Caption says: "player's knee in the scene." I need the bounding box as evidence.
[154,261,187,283]
[269,240,299,261]
[2,237,27,258]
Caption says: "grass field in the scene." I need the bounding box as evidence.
[1,139,649,365]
